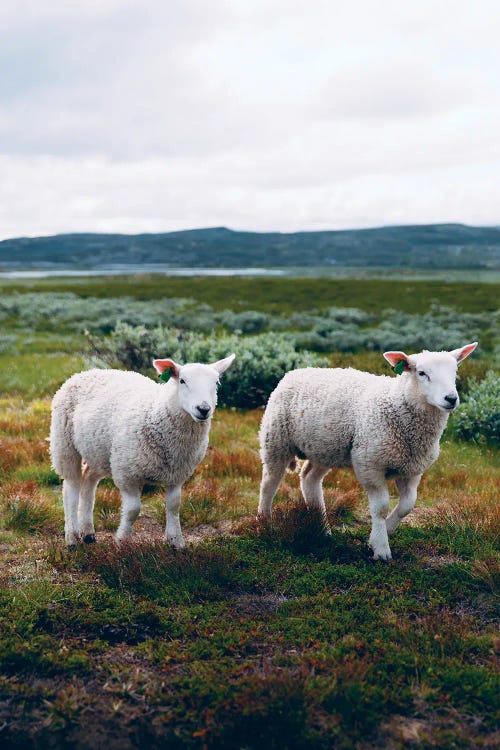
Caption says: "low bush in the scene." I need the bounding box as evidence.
[450,371,500,444]
[297,306,495,355]
[87,324,327,408]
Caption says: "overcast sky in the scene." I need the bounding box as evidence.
[1,0,499,239]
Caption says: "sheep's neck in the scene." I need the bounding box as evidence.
[151,386,211,437]
[398,376,449,439]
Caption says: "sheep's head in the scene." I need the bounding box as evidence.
[153,354,235,422]
[383,343,477,412]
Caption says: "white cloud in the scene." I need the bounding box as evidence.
[0,0,499,238]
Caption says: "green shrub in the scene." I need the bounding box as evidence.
[14,465,62,486]
[450,371,500,444]
[87,323,327,408]
[0,334,17,354]
[297,305,495,355]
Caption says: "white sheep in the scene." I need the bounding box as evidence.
[258,343,477,560]
[50,354,235,547]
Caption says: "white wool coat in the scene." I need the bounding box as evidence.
[260,367,448,484]
[51,369,210,489]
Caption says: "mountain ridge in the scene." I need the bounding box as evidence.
[1,223,499,269]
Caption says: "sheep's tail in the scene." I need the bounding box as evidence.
[50,383,82,482]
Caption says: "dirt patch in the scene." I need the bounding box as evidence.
[420,553,463,568]
[365,714,500,750]
[231,592,288,616]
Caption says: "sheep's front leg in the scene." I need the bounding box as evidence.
[386,474,421,535]
[115,486,142,542]
[365,482,392,561]
[165,485,186,549]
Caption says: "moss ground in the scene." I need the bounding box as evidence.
[0,397,498,749]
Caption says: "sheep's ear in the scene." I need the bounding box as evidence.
[449,342,478,364]
[211,353,235,375]
[383,351,412,373]
[153,358,180,378]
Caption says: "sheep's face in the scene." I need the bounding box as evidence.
[153,354,236,423]
[384,343,477,413]
[409,352,460,412]
[176,363,221,422]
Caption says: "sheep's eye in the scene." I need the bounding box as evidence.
[179,378,186,385]
[418,371,429,380]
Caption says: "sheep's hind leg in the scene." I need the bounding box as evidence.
[300,461,331,532]
[364,481,392,561]
[258,459,289,517]
[78,465,102,544]
[165,485,185,549]
[63,478,81,547]
[115,485,142,542]
[386,474,421,535]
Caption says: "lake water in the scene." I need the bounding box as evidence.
[0,266,286,278]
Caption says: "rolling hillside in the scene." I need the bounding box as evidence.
[1,223,499,270]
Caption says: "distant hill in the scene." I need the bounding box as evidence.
[1,224,499,270]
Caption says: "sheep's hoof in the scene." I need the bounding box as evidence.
[67,543,77,552]
[83,533,96,545]
[167,537,186,550]
[372,549,392,562]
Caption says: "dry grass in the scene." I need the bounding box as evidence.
[420,491,500,540]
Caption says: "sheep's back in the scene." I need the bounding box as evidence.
[261,367,394,467]
[62,369,157,473]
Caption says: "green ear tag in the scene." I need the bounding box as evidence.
[159,368,171,383]
[393,360,405,375]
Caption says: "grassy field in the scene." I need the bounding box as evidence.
[0,276,498,749]
[1,274,499,315]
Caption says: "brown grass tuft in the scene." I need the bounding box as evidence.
[0,437,48,474]
[200,448,262,481]
[421,491,500,539]
[94,487,122,531]
[0,483,62,534]
[324,488,362,518]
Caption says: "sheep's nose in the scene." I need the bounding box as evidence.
[196,402,211,419]
[444,394,458,407]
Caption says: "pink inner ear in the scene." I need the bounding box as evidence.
[457,343,477,362]
[153,358,177,375]
[383,351,409,368]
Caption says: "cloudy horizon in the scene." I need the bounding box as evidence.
[1,0,499,240]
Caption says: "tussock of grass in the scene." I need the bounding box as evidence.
[80,538,246,604]
[94,487,122,531]
[239,500,366,561]
[422,492,500,541]
[0,487,62,535]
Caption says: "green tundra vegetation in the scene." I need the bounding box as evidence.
[0,275,498,748]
